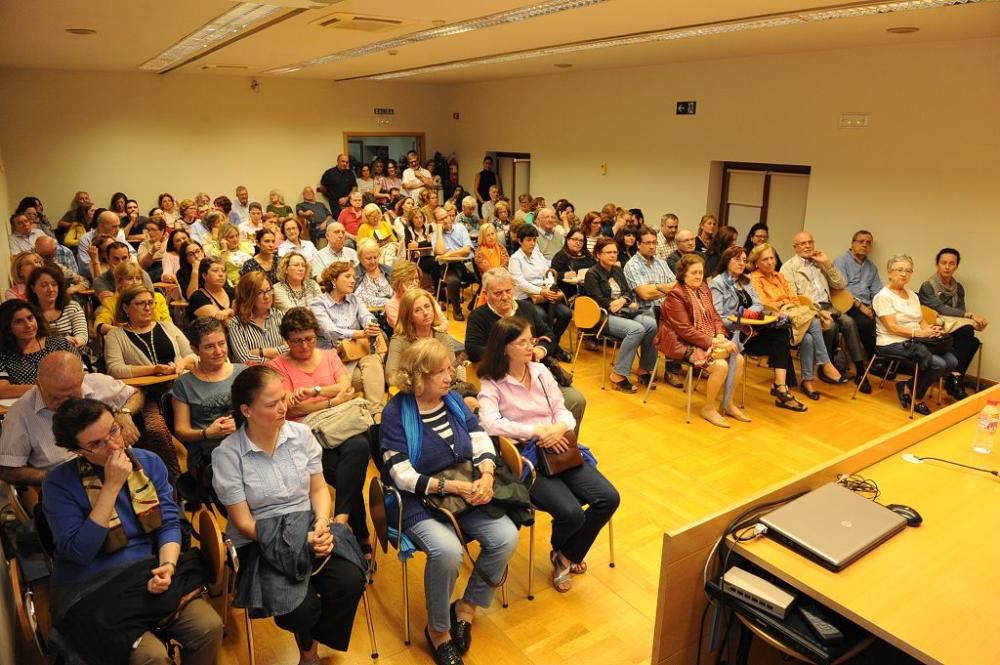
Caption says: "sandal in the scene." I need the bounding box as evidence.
[569,560,588,575]
[609,377,637,393]
[771,384,807,412]
[550,550,573,592]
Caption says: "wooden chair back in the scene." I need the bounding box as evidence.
[830,288,854,313]
[797,293,814,307]
[368,477,389,554]
[197,509,225,592]
[497,437,523,479]
[921,305,939,325]
[573,296,603,330]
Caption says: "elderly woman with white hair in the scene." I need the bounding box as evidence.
[872,253,956,416]
[354,238,393,310]
[456,196,482,243]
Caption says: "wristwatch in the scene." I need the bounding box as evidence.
[118,407,133,416]
[313,385,322,396]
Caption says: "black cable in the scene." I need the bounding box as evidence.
[837,473,881,501]
[695,598,711,665]
[913,456,999,477]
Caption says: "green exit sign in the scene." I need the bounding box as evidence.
[374,107,395,115]
[676,101,696,115]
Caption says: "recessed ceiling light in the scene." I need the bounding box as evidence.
[554,63,572,68]
[886,26,920,33]
[65,28,97,36]
[388,50,398,56]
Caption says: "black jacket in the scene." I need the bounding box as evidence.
[465,299,554,363]
[582,263,634,310]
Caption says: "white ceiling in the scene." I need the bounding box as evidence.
[1,0,998,84]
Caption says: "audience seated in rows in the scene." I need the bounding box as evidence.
[26,264,88,350]
[273,250,322,313]
[354,238,393,310]
[509,224,571,355]
[96,262,171,337]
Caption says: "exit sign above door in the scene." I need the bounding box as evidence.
[676,101,697,115]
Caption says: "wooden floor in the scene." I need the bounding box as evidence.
[213,318,949,665]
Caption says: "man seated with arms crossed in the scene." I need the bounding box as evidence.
[0,351,143,487]
[625,226,684,387]
[781,231,871,392]
[666,229,697,274]
[312,221,359,276]
[534,207,566,262]
[833,230,882,368]
[433,206,474,321]
[465,267,586,432]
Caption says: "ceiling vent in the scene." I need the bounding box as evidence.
[312,13,406,32]
[201,64,250,70]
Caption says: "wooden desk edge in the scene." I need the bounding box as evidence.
[650,385,1000,665]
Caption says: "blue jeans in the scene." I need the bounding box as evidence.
[407,510,518,633]
[529,463,620,564]
[798,317,830,380]
[604,313,657,377]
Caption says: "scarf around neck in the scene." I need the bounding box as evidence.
[927,272,959,308]
[78,450,162,553]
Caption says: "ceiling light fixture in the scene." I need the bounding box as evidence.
[139,3,288,72]
[886,25,921,32]
[354,0,986,80]
[65,28,97,36]
[264,0,608,74]
[554,63,573,68]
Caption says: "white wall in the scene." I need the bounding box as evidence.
[0,70,455,216]
[451,37,1000,380]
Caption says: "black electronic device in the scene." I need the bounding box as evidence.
[798,604,845,646]
[885,504,922,527]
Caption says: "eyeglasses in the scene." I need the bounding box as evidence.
[257,288,273,296]
[567,236,584,242]
[79,421,123,453]
[509,337,535,349]
[890,267,913,274]
[287,335,317,346]
[130,299,155,308]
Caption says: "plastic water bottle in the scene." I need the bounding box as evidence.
[972,399,999,454]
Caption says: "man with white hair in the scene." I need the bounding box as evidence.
[312,221,359,275]
[782,230,870,392]
[534,207,566,261]
[77,209,136,279]
[0,352,142,487]
[296,185,333,243]
[465,267,587,432]
[666,229,697,274]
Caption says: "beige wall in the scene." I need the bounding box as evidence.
[0,141,10,290]
[1,37,997,378]
[0,70,455,218]
[451,37,1000,380]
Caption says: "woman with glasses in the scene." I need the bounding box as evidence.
[228,272,287,365]
[551,227,595,296]
[273,251,322,313]
[95,262,171,337]
[380,338,516,665]
[0,299,75,399]
[42,398,222,665]
[310,261,387,416]
[104,286,195,479]
[742,223,782,272]
[582,237,658,393]
[187,256,235,323]
[278,217,318,264]
[477,318,618,594]
[175,239,205,301]
[241,228,279,285]
[874,254,956,415]
[268,308,373,560]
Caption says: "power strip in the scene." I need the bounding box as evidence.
[722,566,796,619]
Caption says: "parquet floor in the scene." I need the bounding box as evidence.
[214,319,932,665]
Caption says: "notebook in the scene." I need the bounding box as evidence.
[759,483,907,571]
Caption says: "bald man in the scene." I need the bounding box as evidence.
[319,153,357,219]
[781,231,870,391]
[312,221,359,275]
[35,234,88,293]
[0,352,141,486]
[666,229,698,274]
[77,209,136,279]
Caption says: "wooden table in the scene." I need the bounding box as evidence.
[650,385,1000,665]
[122,373,179,387]
[732,399,1000,664]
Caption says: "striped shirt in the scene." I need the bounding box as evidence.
[421,405,455,446]
[624,253,675,311]
[227,309,288,364]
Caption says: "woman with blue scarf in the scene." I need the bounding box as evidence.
[477,317,620,594]
[380,338,517,665]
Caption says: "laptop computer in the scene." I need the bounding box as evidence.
[759,483,907,571]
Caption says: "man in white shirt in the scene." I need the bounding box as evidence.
[402,150,434,200]
[231,185,251,225]
[77,210,137,279]
[0,352,141,487]
[312,222,359,277]
[8,212,46,254]
[481,185,500,224]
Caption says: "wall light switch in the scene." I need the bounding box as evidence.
[601,163,608,176]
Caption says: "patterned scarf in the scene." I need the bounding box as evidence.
[78,450,162,553]
[687,285,716,339]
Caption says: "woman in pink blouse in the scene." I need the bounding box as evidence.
[268,307,373,564]
[477,317,619,594]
